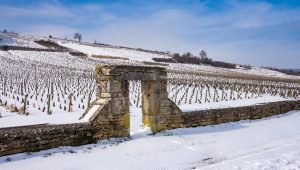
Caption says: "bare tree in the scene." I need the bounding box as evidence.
[3,29,7,33]
[199,50,207,59]
[74,33,82,42]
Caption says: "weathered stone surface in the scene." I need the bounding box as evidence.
[0,123,96,156]
[123,72,157,80]
[87,64,174,133]
[181,100,300,128]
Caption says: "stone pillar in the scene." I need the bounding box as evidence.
[141,80,163,132]
[142,68,183,132]
[89,65,130,139]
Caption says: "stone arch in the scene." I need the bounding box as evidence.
[80,65,183,139]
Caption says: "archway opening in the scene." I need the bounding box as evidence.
[129,80,151,138]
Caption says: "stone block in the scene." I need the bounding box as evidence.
[100,92,123,98]
[106,80,122,93]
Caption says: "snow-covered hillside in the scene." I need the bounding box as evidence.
[0,33,45,48]
[58,42,172,62]
[0,32,299,128]
[1,32,299,80]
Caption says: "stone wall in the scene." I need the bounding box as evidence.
[1,100,300,157]
[181,100,300,128]
[0,45,54,52]
[0,123,97,157]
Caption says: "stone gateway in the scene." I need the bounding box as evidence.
[80,65,183,138]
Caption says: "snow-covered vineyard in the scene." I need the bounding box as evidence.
[1,32,300,169]
[0,33,300,126]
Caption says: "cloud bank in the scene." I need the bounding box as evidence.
[1,0,300,68]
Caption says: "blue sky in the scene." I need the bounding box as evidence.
[1,0,300,68]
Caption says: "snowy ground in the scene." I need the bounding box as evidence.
[0,106,84,128]
[179,95,289,112]
[0,95,290,128]
[1,109,300,169]
[58,42,171,62]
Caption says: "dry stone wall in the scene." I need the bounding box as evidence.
[0,45,53,51]
[181,100,300,128]
[0,123,97,156]
[1,100,299,157]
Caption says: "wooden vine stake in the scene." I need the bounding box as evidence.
[47,94,51,115]
[87,92,91,107]
[68,93,73,112]
[23,94,28,115]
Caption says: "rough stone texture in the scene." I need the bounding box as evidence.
[0,45,54,52]
[1,100,299,156]
[0,123,96,156]
[181,100,300,128]
[89,99,130,139]
[79,65,182,133]
[82,64,183,134]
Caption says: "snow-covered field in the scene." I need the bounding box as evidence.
[179,94,289,112]
[59,42,172,62]
[0,106,84,128]
[0,95,291,128]
[0,33,45,49]
[1,109,300,170]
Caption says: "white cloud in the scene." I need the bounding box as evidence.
[84,2,300,68]
[24,25,77,38]
[0,4,71,18]
[1,1,300,68]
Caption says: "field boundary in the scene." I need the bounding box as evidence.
[1,100,300,156]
